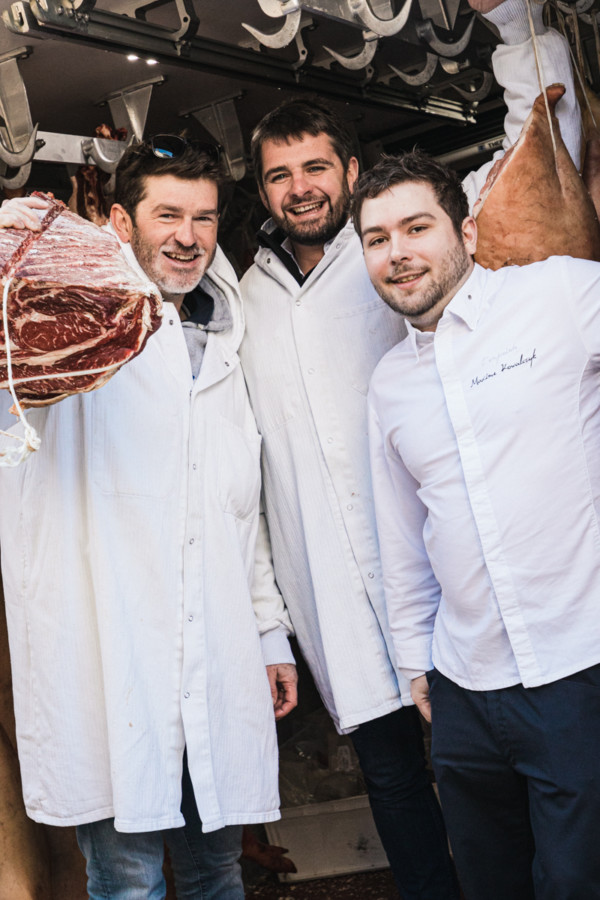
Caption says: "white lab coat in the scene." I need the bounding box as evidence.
[0,243,289,832]
[240,28,578,732]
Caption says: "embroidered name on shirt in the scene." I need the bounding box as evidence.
[471,349,537,388]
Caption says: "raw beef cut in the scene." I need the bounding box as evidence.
[473,84,600,269]
[0,192,162,409]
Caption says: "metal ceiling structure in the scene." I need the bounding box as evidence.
[0,0,597,195]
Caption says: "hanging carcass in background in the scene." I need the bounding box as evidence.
[579,80,600,219]
[473,83,600,269]
[67,124,127,227]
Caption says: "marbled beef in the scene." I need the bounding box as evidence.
[0,193,162,408]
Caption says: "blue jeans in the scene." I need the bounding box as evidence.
[350,706,459,900]
[428,665,600,900]
[76,755,243,900]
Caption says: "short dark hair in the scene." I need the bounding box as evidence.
[114,139,223,221]
[250,98,355,186]
[352,150,469,238]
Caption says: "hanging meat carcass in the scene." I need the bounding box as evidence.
[0,192,162,409]
[67,124,127,227]
[576,79,600,221]
[473,83,600,269]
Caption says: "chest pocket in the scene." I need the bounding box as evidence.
[217,416,262,522]
[92,359,180,499]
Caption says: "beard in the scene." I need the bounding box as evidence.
[131,233,214,300]
[376,240,471,322]
[270,180,352,246]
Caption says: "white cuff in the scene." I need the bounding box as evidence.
[260,627,295,666]
[483,0,545,45]
[401,668,428,682]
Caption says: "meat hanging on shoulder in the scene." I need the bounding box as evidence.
[577,80,600,221]
[0,192,162,410]
[473,83,600,269]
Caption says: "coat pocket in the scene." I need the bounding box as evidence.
[217,416,262,522]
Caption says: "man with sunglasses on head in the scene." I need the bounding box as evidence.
[0,135,297,899]
[238,1,580,897]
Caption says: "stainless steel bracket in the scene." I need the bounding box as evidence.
[95,75,165,142]
[0,45,41,189]
[180,93,246,182]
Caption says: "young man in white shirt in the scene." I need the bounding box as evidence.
[360,149,600,899]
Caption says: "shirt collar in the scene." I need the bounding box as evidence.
[257,217,352,286]
[181,283,215,325]
[442,263,487,331]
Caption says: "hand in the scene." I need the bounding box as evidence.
[266,663,298,720]
[467,0,506,12]
[411,674,432,723]
[0,195,48,231]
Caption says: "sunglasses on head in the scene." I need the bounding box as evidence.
[147,134,221,163]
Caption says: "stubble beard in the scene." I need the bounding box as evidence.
[376,241,471,322]
[131,233,215,300]
[272,180,352,247]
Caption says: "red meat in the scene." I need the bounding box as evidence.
[0,193,162,408]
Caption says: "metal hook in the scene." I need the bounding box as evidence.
[81,135,127,174]
[0,124,39,168]
[291,16,313,69]
[349,0,413,36]
[388,53,438,86]
[450,70,493,101]
[256,0,291,14]
[416,14,476,58]
[0,161,31,190]
[241,9,301,49]
[323,33,379,70]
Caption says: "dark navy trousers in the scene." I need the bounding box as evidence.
[350,706,460,900]
[428,665,600,900]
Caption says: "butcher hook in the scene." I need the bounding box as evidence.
[241,8,302,49]
[388,53,439,85]
[81,136,126,174]
[0,123,39,169]
[416,14,476,57]
[323,33,379,70]
[349,0,413,36]
[451,70,494,100]
[0,161,31,190]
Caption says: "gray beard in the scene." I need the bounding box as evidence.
[131,234,214,299]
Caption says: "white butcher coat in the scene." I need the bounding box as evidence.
[240,28,579,732]
[0,242,291,832]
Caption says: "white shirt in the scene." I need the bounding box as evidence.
[368,259,600,691]
[240,27,578,729]
[0,243,291,832]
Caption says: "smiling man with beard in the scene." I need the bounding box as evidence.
[238,1,581,897]
[0,137,296,900]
